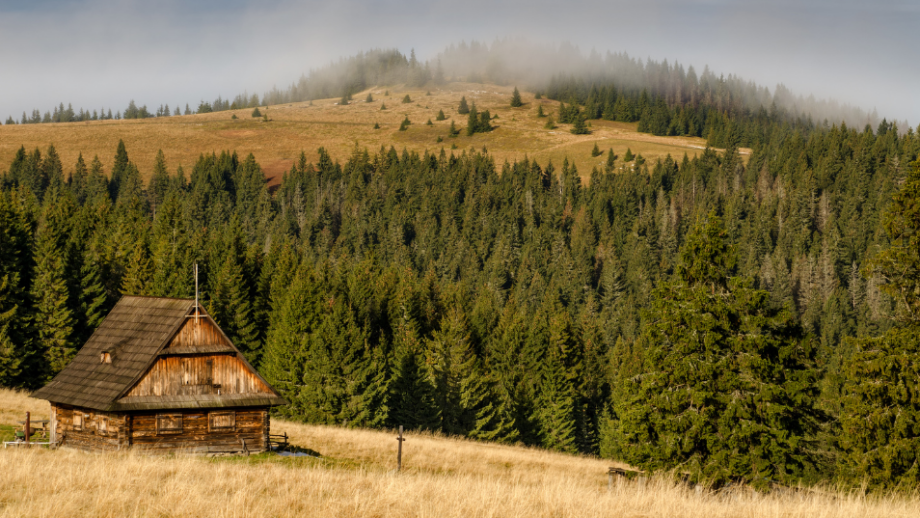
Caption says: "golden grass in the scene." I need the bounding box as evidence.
[1,388,917,517]
[0,83,747,184]
[0,388,47,427]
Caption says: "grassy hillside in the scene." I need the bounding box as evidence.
[0,388,915,518]
[0,83,743,184]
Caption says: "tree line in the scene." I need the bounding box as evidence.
[1,111,920,488]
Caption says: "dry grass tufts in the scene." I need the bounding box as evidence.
[0,388,917,517]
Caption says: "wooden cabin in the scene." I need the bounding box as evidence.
[33,296,287,454]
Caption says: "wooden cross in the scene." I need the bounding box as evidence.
[396,425,405,472]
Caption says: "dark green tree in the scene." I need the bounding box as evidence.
[604,215,822,487]
[458,96,469,114]
[511,87,523,107]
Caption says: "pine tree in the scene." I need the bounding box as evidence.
[458,96,469,114]
[839,161,920,488]
[449,120,460,137]
[388,294,440,431]
[591,142,601,157]
[365,93,373,103]
[31,223,76,381]
[251,107,262,117]
[623,148,635,162]
[604,214,821,487]
[402,94,412,104]
[339,90,350,105]
[261,269,323,419]
[74,255,108,345]
[0,275,22,386]
[466,103,479,136]
[70,153,88,204]
[399,116,411,131]
[605,149,617,170]
[510,87,523,107]
[436,109,446,121]
[543,116,556,130]
[120,242,153,296]
[148,150,169,215]
[109,140,129,201]
[536,105,545,118]
[570,114,591,135]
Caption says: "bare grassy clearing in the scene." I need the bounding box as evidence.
[0,388,915,518]
[0,84,743,184]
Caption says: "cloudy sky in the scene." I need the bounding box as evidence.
[1,0,917,125]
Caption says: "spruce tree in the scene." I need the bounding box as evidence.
[510,87,523,107]
[402,94,412,104]
[604,214,821,487]
[466,103,479,136]
[31,221,76,381]
[365,93,373,103]
[543,116,556,130]
[458,96,469,114]
[70,153,88,204]
[109,140,129,201]
[261,269,324,419]
[436,109,446,121]
[251,107,262,117]
[839,160,920,488]
[120,242,153,296]
[0,275,22,386]
[536,105,545,118]
[591,142,601,157]
[148,150,170,215]
[570,114,591,135]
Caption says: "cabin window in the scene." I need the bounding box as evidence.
[156,413,183,434]
[96,416,109,435]
[100,351,112,364]
[209,411,235,432]
[73,412,84,431]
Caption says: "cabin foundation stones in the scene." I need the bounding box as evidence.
[33,296,287,454]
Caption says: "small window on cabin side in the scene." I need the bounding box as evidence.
[157,413,183,435]
[73,412,84,431]
[100,351,111,364]
[209,411,235,432]
[97,416,108,435]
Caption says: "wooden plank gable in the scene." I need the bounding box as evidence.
[124,355,274,398]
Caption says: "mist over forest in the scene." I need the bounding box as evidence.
[8,41,910,136]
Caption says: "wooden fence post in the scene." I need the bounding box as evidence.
[396,425,405,472]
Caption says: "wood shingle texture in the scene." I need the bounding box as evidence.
[33,296,286,412]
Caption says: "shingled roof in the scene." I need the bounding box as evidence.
[32,296,285,411]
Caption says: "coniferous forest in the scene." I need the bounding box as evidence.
[3,63,920,489]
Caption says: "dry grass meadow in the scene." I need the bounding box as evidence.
[0,83,746,185]
[1,388,917,518]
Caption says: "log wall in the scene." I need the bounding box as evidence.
[130,407,269,454]
[52,403,130,452]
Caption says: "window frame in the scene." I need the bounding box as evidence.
[73,411,84,431]
[156,413,183,435]
[96,415,109,436]
[208,411,236,433]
